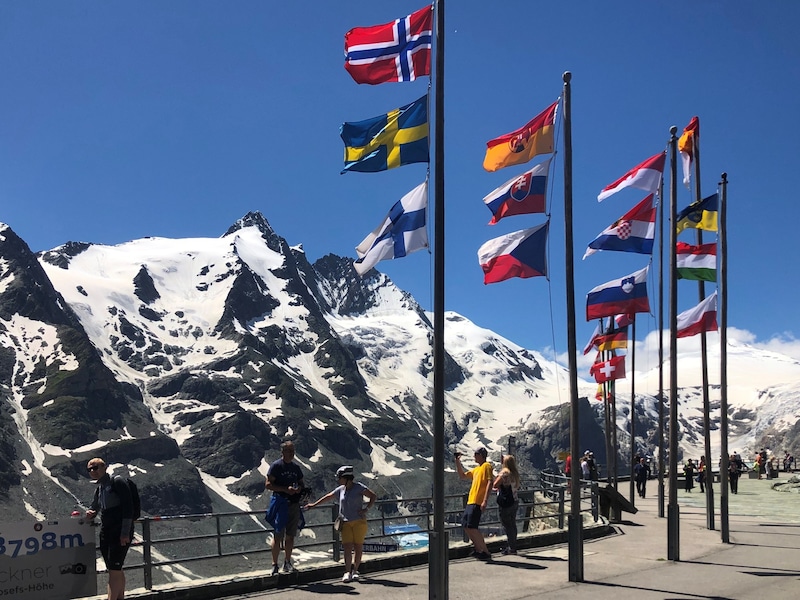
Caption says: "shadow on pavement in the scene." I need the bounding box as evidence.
[582,580,735,600]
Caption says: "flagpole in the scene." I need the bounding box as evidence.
[692,128,715,531]
[629,317,637,506]
[719,172,730,543]
[430,1,447,598]
[667,126,680,561]
[562,71,584,583]
[611,379,618,489]
[657,175,666,519]
[604,376,612,485]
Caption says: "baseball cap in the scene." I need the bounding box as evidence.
[474,447,488,457]
[336,465,354,478]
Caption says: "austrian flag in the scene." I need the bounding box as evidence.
[344,6,433,85]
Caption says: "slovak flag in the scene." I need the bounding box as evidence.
[483,159,550,224]
[478,222,549,284]
[584,195,656,259]
[344,6,433,85]
[597,153,666,202]
[590,355,626,384]
[586,266,650,320]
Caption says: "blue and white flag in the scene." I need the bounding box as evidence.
[583,195,656,259]
[354,181,428,276]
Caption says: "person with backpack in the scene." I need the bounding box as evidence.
[492,454,521,555]
[85,458,135,600]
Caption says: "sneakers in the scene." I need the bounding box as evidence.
[342,571,352,583]
[282,559,295,573]
[501,547,517,555]
[474,551,492,561]
[270,564,279,576]
[351,570,360,581]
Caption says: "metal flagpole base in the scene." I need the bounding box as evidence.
[568,514,584,581]
[667,502,680,561]
[428,530,448,599]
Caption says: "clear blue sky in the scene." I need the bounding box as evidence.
[2,1,798,362]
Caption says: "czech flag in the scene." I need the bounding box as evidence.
[586,266,650,320]
[478,222,549,284]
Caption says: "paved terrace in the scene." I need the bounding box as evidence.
[103,474,800,600]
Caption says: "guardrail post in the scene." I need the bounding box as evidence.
[558,488,565,529]
[591,483,599,522]
[331,505,340,563]
[215,515,222,556]
[141,519,153,591]
[461,494,468,543]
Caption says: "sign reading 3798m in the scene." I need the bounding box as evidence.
[0,519,97,600]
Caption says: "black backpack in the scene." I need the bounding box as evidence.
[496,484,516,508]
[125,477,142,520]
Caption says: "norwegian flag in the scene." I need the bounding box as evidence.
[344,6,433,85]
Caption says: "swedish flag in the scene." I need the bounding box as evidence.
[341,95,429,173]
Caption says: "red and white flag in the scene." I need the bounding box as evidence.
[589,355,626,383]
[676,292,718,338]
[597,153,666,202]
[344,6,432,85]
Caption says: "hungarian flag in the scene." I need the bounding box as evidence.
[676,242,716,282]
[597,153,666,202]
[344,6,432,85]
[676,292,718,338]
[590,355,626,383]
[679,116,699,188]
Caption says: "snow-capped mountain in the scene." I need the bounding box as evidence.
[0,213,798,520]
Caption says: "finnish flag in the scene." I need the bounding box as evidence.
[354,181,428,276]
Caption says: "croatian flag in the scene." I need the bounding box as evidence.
[597,153,666,202]
[354,181,428,276]
[483,159,550,224]
[344,6,432,85]
[586,266,650,320]
[676,292,718,338]
[478,222,549,284]
[584,195,656,259]
[590,355,626,384]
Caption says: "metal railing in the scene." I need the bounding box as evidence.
[107,477,598,591]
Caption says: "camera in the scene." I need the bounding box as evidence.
[454,452,463,459]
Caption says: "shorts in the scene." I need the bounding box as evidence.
[99,529,132,571]
[461,504,482,529]
[274,502,301,539]
[340,519,368,545]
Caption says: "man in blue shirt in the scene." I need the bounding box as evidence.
[266,441,304,574]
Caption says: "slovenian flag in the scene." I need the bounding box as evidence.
[344,5,432,85]
[676,292,718,338]
[586,266,650,320]
[597,153,666,202]
[478,222,549,284]
[584,195,656,259]
[676,242,717,282]
[483,159,550,224]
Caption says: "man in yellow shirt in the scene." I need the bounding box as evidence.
[456,447,494,560]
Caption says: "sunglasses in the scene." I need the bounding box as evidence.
[88,466,101,472]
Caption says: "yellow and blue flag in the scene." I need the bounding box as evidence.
[676,193,718,234]
[341,95,429,173]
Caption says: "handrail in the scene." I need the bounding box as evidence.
[106,478,597,591]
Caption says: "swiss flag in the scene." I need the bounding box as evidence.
[590,355,626,383]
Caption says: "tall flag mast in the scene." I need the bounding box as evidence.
[667,126,680,561]
[719,173,730,543]
[431,1,447,598]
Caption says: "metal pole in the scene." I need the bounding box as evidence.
[611,380,618,489]
[657,176,666,518]
[430,1,447,598]
[563,71,584,583]
[693,130,714,531]
[667,126,680,561]
[719,173,730,543]
[630,318,637,506]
